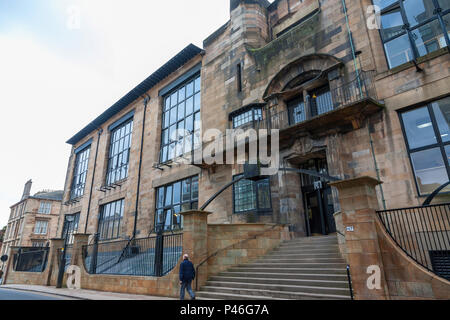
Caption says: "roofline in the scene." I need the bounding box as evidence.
[9,195,63,209]
[66,44,203,146]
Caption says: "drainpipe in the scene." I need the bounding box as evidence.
[132,94,150,239]
[84,128,103,234]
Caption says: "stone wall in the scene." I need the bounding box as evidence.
[207,223,290,276]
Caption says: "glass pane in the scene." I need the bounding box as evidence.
[186,97,194,115]
[404,0,436,27]
[163,112,169,129]
[373,0,397,10]
[439,0,450,11]
[411,148,449,194]
[182,179,191,202]
[186,82,194,97]
[257,179,271,210]
[170,107,177,125]
[384,33,413,68]
[186,115,194,132]
[380,8,405,40]
[194,92,201,112]
[432,97,450,142]
[402,106,437,149]
[178,87,185,101]
[164,97,171,111]
[181,203,191,212]
[173,182,181,204]
[194,112,201,131]
[289,99,306,125]
[177,101,185,121]
[170,92,178,107]
[173,206,181,229]
[157,188,165,208]
[194,76,201,93]
[165,185,173,206]
[192,176,199,200]
[412,19,446,58]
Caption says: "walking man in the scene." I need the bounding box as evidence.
[179,254,196,300]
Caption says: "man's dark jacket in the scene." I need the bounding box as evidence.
[179,259,195,282]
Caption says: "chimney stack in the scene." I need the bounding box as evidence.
[22,179,32,200]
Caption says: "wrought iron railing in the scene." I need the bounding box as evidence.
[82,234,182,277]
[14,247,49,273]
[268,70,378,130]
[377,203,450,281]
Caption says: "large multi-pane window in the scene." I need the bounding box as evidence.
[233,174,272,214]
[374,0,450,68]
[34,221,48,235]
[232,107,263,129]
[155,176,199,231]
[98,199,124,240]
[160,75,201,163]
[71,146,90,199]
[62,213,80,245]
[38,202,51,214]
[399,97,450,195]
[106,119,133,185]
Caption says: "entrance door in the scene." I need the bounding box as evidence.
[305,191,324,235]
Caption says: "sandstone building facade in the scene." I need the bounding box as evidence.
[59,0,449,241]
[2,180,63,256]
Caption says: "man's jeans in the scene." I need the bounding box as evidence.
[180,280,195,300]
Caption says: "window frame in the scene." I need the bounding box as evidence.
[98,199,125,241]
[70,145,91,200]
[34,220,48,235]
[231,106,264,129]
[375,0,450,69]
[38,202,52,214]
[154,176,199,232]
[62,213,80,245]
[159,73,201,164]
[106,118,133,186]
[398,97,450,196]
[232,174,273,214]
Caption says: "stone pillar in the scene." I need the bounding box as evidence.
[330,176,390,300]
[48,239,64,286]
[180,210,211,290]
[71,234,90,267]
[2,247,19,285]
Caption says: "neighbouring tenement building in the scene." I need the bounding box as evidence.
[6,0,449,299]
[1,180,63,256]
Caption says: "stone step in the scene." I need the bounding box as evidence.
[204,281,350,296]
[271,247,340,253]
[282,239,338,245]
[240,262,348,269]
[267,251,342,257]
[229,266,348,275]
[198,286,351,300]
[278,244,340,250]
[253,257,346,264]
[209,276,350,288]
[196,291,287,300]
[219,271,349,281]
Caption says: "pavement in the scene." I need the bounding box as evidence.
[0,284,177,300]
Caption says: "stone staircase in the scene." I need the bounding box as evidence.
[196,235,352,300]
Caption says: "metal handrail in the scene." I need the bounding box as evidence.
[347,265,354,300]
[195,225,279,291]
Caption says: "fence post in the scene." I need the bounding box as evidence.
[45,239,64,286]
[154,227,165,277]
[180,210,211,290]
[330,176,390,300]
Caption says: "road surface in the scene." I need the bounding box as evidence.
[0,287,72,300]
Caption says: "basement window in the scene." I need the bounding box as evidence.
[98,199,124,241]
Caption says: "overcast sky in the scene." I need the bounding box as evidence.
[0,0,251,227]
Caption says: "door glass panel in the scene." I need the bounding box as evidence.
[380,8,405,40]
[401,106,437,149]
[411,19,446,57]
[314,87,333,115]
[410,148,448,194]
[404,0,436,27]
[384,33,413,68]
[432,97,450,143]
